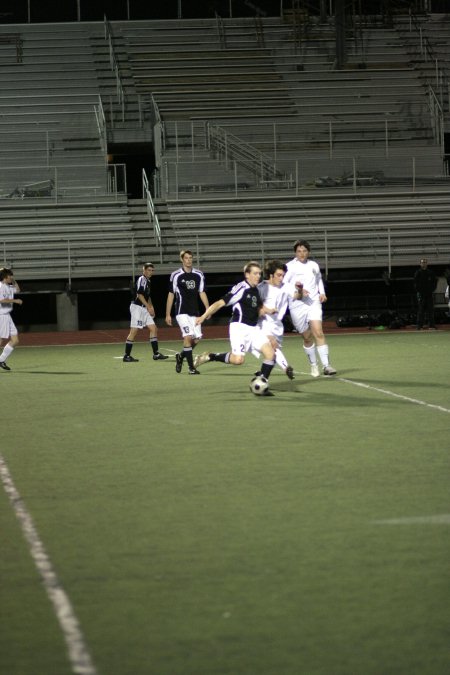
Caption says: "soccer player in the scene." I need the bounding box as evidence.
[0,268,23,371]
[254,259,303,380]
[165,250,209,375]
[194,261,276,394]
[284,239,337,377]
[123,263,168,362]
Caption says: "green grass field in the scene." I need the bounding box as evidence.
[1,332,449,675]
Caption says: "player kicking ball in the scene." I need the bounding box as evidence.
[253,259,304,381]
[194,261,277,396]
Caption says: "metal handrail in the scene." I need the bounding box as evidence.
[208,124,287,182]
[103,15,125,123]
[215,13,226,49]
[142,169,162,262]
[427,84,444,152]
[94,96,107,157]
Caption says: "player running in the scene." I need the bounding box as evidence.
[194,261,276,395]
[254,259,303,380]
[0,268,23,371]
[284,239,336,377]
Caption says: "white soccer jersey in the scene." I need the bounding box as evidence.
[257,281,295,338]
[284,258,325,308]
[0,281,15,315]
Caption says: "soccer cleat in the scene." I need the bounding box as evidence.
[175,353,183,373]
[123,355,139,362]
[189,368,201,375]
[153,353,169,360]
[193,351,210,368]
[285,365,295,380]
[0,361,11,371]
[253,370,262,377]
[310,363,320,378]
[323,365,337,376]
[261,389,275,396]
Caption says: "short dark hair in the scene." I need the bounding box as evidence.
[264,259,287,278]
[143,262,154,269]
[294,239,311,252]
[0,267,13,281]
[243,260,261,275]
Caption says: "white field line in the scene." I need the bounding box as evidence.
[337,376,450,414]
[297,371,450,414]
[373,514,450,525]
[0,454,98,675]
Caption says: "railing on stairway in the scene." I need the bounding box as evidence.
[396,9,449,114]
[143,169,162,263]
[103,15,125,124]
[207,124,292,187]
[215,13,227,49]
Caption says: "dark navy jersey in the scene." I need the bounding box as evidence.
[169,267,206,316]
[222,280,262,326]
[133,275,151,306]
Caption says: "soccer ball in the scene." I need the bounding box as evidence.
[249,375,269,396]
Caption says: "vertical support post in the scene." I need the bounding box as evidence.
[352,157,357,193]
[273,122,277,167]
[329,121,333,159]
[385,118,389,158]
[195,234,200,265]
[387,228,391,276]
[412,156,416,192]
[67,240,72,290]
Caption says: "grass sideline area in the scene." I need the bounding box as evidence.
[1,331,449,675]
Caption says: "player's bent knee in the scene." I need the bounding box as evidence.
[231,355,245,365]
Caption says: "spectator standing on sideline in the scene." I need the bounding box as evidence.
[0,268,23,371]
[165,250,209,375]
[414,258,437,330]
[194,261,276,394]
[123,263,168,362]
[284,239,336,377]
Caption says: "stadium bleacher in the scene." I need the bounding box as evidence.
[0,8,449,295]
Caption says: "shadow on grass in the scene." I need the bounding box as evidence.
[16,371,86,375]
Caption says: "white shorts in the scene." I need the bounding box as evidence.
[229,322,269,356]
[289,301,323,334]
[176,314,203,340]
[130,304,155,329]
[0,314,17,339]
[251,325,282,359]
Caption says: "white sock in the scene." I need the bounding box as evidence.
[317,344,330,367]
[275,348,288,372]
[303,344,317,365]
[0,344,14,362]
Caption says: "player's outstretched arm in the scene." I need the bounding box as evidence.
[196,298,225,325]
